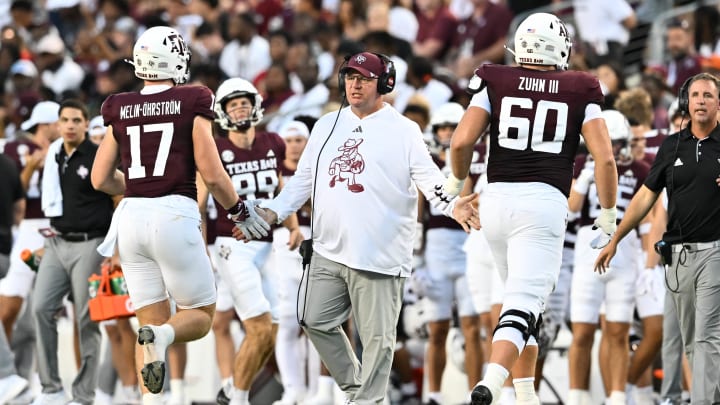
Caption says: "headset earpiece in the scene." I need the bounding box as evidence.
[375,53,396,95]
[678,76,692,115]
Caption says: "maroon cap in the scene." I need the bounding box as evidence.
[341,52,385,78]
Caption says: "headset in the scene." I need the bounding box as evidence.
[337,52,396,95]
[678,76,692,115]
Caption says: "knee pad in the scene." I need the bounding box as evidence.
[493,309,542,345]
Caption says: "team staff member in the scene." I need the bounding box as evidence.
[596,72,720,405]
[238,52,479,404]
[31,99,114,405]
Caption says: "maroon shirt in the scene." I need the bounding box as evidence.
[643,128,668,162]
[3,138,44,219]
[214,132,286,241]
[426,142,486,230]
[101,85,215,200]
[414,6,457,59]
[576,157,650,227]
[476,64,604,197]
[453,3,514,57]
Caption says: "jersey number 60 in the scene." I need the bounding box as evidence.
[498,97,568,154]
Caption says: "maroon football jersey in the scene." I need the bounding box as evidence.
[214,132,286,240]
[101,85,215,200]
[577,158,650,227]
[476,64,604,197]
[642,128,668,162]
[3,138,44,219]
[426,142,486,230]
[279,162,311,227]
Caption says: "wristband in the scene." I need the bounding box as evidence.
[444,173,465,196]
[227,197,244,215]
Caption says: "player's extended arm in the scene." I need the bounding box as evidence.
[582,118,617,211]
[448,106,490,193]
[91,126,126,195]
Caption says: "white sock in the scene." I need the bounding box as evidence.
[427,391,442,403]
[170,379,185,403]
[499,386,516,403]
[142,393,163,405]
[222,377,233,395]
[476,363,510,402]
[316,375,335,397]
[568,389,592,405]
[144,324,175,362]
[513,377,538,404]
[609,391,627,405]
[276,321,305,397]
[633,385,654,405]
[229,388,249,405]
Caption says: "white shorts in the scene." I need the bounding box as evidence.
[570,225,640,323]
[208,244,234,313]
[635,266,664,318]
[0,218,49,298]
[465,228,504,314]
[272,226,310,319]
[423,228,476,321]
[480,182,567,318]
[214,236,278,322]
[115,196,217,310]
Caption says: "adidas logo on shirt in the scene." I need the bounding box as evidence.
[674,158,683,167]
[352,126,362,133]
[267,150,275,157]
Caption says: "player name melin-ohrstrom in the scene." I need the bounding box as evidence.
[518,77,559,94]
[120,100,182,119]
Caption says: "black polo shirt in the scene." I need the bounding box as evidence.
[50,138,113,234]
[645,123,720,244]
[0,154,24,255]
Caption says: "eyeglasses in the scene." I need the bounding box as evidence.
[345,74,376,84]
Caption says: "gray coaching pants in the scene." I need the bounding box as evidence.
[32,237,103,405]
[299,253,404,405]
[668,246,720,405]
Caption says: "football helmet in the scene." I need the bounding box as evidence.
[513,12,572,70]
[214,78,264,131]
[601,109,633,163]
[430,102,464,148]
[133,26,191,84]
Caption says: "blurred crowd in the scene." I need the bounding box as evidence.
[0,0,714,147]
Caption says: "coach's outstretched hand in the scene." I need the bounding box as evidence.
[450,193,480,233]
[229,199,271,240]
[232,204,278,242]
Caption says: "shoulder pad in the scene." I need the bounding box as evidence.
[466,74,487,95]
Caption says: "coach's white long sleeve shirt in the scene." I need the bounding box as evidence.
[263,103,447,277]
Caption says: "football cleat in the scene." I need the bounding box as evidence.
[137,326,166,394]
[471,384,493,405]
[216,387,230,405]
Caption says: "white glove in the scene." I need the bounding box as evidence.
[572,164,595,195]
[590,207,617,249]
[228,199,271,239]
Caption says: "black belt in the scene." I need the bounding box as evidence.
[57,230,106,242]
